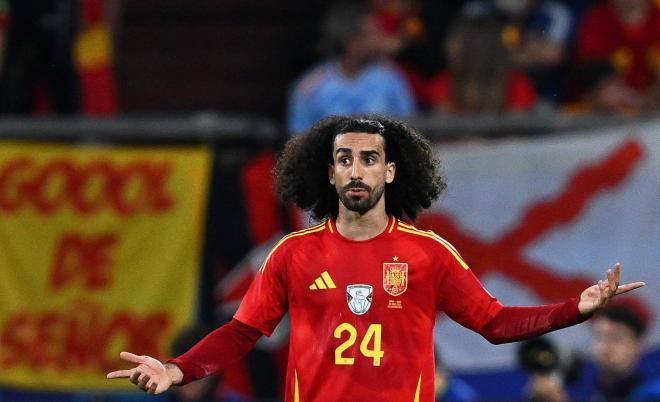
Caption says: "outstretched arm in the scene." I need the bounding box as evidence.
[478,263,645,344]
[106,318,263,394]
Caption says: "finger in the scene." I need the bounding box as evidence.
[119,351,147,365]
[146,377,156,390]
[607,269,617,293]
[130,369,141,384]
[147,382,158,395]
[615,282,646,295]
[598,280,608,301]
[137,373,150,388]
[613,263,621,284]
[107,369,135,379]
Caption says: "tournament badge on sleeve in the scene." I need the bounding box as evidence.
[383,263,408,296]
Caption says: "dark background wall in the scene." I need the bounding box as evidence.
[116,0,327,119]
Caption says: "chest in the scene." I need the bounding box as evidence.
[285,241,437,319]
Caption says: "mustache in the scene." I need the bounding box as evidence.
[342,181,371,191]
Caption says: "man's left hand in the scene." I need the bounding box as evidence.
[578,263,645,315]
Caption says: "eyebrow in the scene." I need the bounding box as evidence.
[335,148,381,157]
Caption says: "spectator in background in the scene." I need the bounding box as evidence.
[518,337,570,402]
[491,0,574,104]
[370,0,424,59]
[529,298,660,402]
[575,0,660,113]
[427,8,538,114]
[370,1,466,108]
[0,0,80,114]
[286,1,415,135]
[564,59,643,114]
[435,350,478,402]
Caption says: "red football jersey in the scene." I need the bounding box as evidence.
[235,217,503,402]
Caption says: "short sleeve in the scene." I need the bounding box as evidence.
[234,243,288,336]
[435,246,503,332]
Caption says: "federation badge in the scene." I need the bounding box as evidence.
[383,263,408,296]
[346,284,373,315]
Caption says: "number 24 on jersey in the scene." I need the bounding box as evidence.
[334,323,384,366]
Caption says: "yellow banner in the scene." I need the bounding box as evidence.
[0,142,212,390]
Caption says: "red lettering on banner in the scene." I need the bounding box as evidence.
[417,139,645,302]
[30,160,76,214]
[69,160,114,214]
[0,304,172,373]
[0,313,29,367]
[50,232,120,291]
[0,157,175,216]
[0,157,33,212]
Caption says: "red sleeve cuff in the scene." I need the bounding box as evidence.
[552,297,590,327]
[165,358,198,386]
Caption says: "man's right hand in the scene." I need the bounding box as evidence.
[106,351,182,395]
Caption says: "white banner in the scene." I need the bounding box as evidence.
[426,121,660,370]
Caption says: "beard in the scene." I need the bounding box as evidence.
[337,180,385,215]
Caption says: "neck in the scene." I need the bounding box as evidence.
[335,201,389,241]
[339,56,360,78]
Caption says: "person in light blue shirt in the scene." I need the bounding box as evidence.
[287,2,415,135]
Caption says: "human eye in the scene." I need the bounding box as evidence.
[363,155,376,165]
[338,156,351,165]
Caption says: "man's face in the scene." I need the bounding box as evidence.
[329,132,395,215]
[591,317,642,378]
[348,15,386,62]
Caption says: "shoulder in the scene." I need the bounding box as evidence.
[631,375,660,399]
[363,61,408,82]
[395,221,470,270]
[291,62,337,99]
[259,222,328,271]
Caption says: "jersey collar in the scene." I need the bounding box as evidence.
[326,215,398,243]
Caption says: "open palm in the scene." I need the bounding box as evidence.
[578,263,645,315]
[106,352,172,395]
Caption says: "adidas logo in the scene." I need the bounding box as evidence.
[309,271,336,290]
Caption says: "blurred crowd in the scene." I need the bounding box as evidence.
[519,298,660,402]
[0,0,118,115]
[287,0,660,134]
[1,0,659,131]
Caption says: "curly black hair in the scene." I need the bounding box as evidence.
[274,115,446,221]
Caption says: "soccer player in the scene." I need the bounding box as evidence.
[107,116,645,401]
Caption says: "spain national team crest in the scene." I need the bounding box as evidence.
[383,263,408,296]
[346,285,373,315]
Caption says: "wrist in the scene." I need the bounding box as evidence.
[164,362,183,385]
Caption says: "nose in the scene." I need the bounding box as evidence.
[350,161,362,180]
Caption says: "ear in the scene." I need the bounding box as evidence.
[328,163,335,185]
[385,162,396,184]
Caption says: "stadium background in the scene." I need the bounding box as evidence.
[0,1,658,401]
